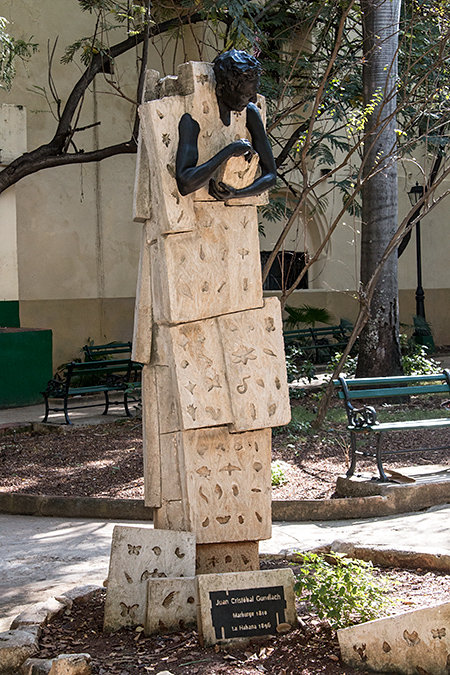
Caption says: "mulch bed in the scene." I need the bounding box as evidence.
[35,564,450,675]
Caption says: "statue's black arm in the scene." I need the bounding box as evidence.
[175,113,253,196]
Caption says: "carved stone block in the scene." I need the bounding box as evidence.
[218,296,291,432]
[145,577,197,635]
[151,203,263,324]
[338,601,450,675]
[103,526,195,632]
[196,541,259,575]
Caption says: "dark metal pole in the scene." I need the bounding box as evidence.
[415,218,426,319]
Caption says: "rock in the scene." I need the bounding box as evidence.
[20,658,53,675]
[57,585,101,606]
[156,672,175,675]
[11,599,66,630]
[48,654,91,675]
[0,628,39,674]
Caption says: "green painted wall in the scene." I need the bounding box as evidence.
[0,301,20,327]
[0,328,53,408]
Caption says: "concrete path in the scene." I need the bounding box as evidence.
[1,505,450,632]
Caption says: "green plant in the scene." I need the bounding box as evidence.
[329,339,440,378]
[294,552,392,630]
[284,305,333,328]
[285,344,317,384]
[271,460,287,486]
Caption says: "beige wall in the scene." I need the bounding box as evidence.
[2,1,450,369]
[20,297,136,369]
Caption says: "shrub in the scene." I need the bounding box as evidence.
[271,460,287,486]
[294,552,392,630]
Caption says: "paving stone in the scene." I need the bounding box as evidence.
[57,585,102,606]
[48,654,91,675]
[20,658,53,675]
[10,598,66,630]
[103,526,196,632]
[196,568,297,646]
[145,577,197,635]
[338,601,450,675]
[0,628,39,674]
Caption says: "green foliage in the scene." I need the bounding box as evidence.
[330,338,441,378]
[285,343,317,384]
[294,552,392,630]
[0,17,38,91]
[284,305,333,328]
[271,460,287,486]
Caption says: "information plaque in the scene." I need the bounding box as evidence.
[209,585,286,640]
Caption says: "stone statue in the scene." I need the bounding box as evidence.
[131,50,290,577]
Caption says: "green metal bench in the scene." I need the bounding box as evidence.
[83,340,142,382]
[334,371,450,481]
[42,359,137,425]
[284,324,353,363]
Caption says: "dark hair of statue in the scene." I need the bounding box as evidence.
[213,49,262,90]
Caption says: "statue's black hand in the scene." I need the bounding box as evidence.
[209,179,238,201]
[230,139,255,158]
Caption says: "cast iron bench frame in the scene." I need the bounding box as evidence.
[333,371,450,482]
[284,325,354,363]
[42,359,136,425]
[82,340,142,382]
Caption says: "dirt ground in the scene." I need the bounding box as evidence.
[1,395,450,501]
[36,565,450,675]
[2,393,450,673]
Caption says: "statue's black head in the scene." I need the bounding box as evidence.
[213,49,262,91]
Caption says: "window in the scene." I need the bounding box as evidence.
[260,251,308,291]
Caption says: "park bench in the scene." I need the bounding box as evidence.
[82,340,142,382]
[42,359,138,425]
[284,324,354,363]
[334,371,450,482]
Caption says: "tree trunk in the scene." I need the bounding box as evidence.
[357,0,403,377]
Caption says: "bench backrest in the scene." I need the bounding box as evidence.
[83,342,132,361]
[333,371,450,401]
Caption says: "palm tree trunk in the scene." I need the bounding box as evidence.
[357,0,403,377]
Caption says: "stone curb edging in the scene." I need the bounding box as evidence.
[0,585,100,675]
[1,483,450,522]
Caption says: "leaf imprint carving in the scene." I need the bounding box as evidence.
[215,484,223,499]
[152,546,162,556]
[124,572,133,584]
[175,547,185,559]
[263,348,277,357]
[197,466,211,478]
[162,591,176,608]
[199,487,209,503]
[216,515,231,524]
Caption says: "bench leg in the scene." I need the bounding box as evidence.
[103,391,110,416]
[375,432,388,482]
[346,432,358,478]
[42,395,49,423]
[63,398,72,425]
[123,392,132,418]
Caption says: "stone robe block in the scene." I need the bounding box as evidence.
[150,298,290,434]
[150,203,264,324]
[145,577,197,635]
[153,426,272,544]
[196,568,297,646]
[103,526,195,632]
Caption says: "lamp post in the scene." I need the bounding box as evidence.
[408,181,425,320]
